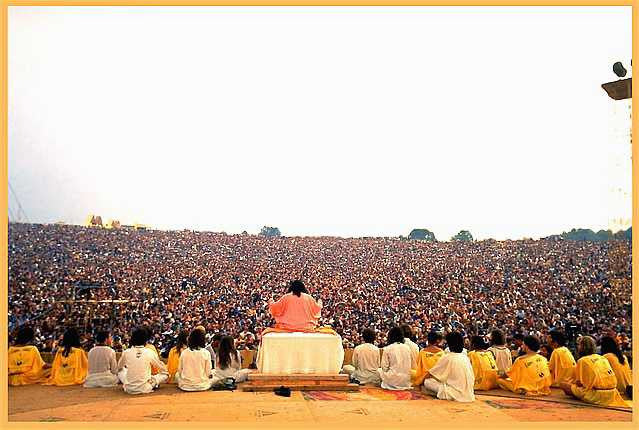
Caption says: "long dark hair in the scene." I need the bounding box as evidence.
[14,326,35,345]
[288,280,308,297]
[218,336,237,370]
[176,330,189,353]
[601,336,626,365]
[188,328,206,350]
[61,327,81,357]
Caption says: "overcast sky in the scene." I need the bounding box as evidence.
[8,6,632,240]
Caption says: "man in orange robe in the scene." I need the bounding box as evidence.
[267,280,322,332]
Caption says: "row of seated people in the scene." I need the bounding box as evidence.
[8,325,249,394]
[8,322,633,407]
[343,326,632,406]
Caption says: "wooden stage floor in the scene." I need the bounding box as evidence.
[8,384,632,424]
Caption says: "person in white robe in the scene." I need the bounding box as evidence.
[211,336,250,385]
[487,329,512,376]
[378,326,415,390]
[117,328,169,395]
[342,328,381,384]
[401,324,420,368]
[84,330,119,388]
[176,329,214,391]
[423,331,475,402]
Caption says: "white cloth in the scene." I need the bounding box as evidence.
[424,352,475,402]
[379,342,414,390]
[488,346,513,374]
[84,372,119,388]
[177,348,213,391]
[84,345,118,387]
[117,346,169,394]
[445,347,468,355]
[404,338,420,368]
[346,343,381,384]
[257,332,344,374]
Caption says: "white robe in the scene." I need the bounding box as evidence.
[176,348,213,391]
[423,352,475,402]
[84,345,119,388]
[404,338,420,368]
[343,343,381,384]
[487,345,512,374]
[379,342,414,390]
[117,346,169,394]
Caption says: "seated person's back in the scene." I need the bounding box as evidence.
[268,280,322,332]
[497,335,552,396]
[487,329,512,376]
[167,330,189,382]
[177,329,213,391]
[84,330,119,388]
[342,328,381,384]
[547,330,576,387]
[600,336,632,395]
[379,326,415,390]
[118,327,169,394]
[422,331,475,402]
[412,331,445,386]
[562,336,629,407]
[8,326,49,386]
[468,336,498,390]
[45,327,88,386]
[212,336,251,384]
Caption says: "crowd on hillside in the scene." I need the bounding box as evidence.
[8,223,632,357]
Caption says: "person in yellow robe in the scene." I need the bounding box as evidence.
[412,331,444,386]
[548,330,576,387]
[167,330,189,383]
[600,336,632,396]
[143,326,161,375]
[468,336,498,390]
[8,326,50,386]
[44,327,88,386]
[560,335,629,407]
[497,335,552,396]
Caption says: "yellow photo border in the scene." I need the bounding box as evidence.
[0,2,636,429]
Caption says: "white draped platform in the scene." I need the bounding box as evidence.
[256,332,345,374]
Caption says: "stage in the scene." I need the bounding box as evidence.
[8,384,631,424]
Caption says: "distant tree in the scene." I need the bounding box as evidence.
[451,230,473,242]
[547,227,631,242]
[260,226,281,237]
[595,229,614,242]
[408,228,437,241]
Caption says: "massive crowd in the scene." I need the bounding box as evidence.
[8,223,632,356]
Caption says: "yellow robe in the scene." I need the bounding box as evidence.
[548,346,576,387]
[603,353,632,395]
[497,353,552,396]
[468,350,499,390]
[8,345,49,386]
[571,354,630,407]
[146,344,160,375]
[411,350,444,386]
[167,347,183,383]
[44,347,88,386]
